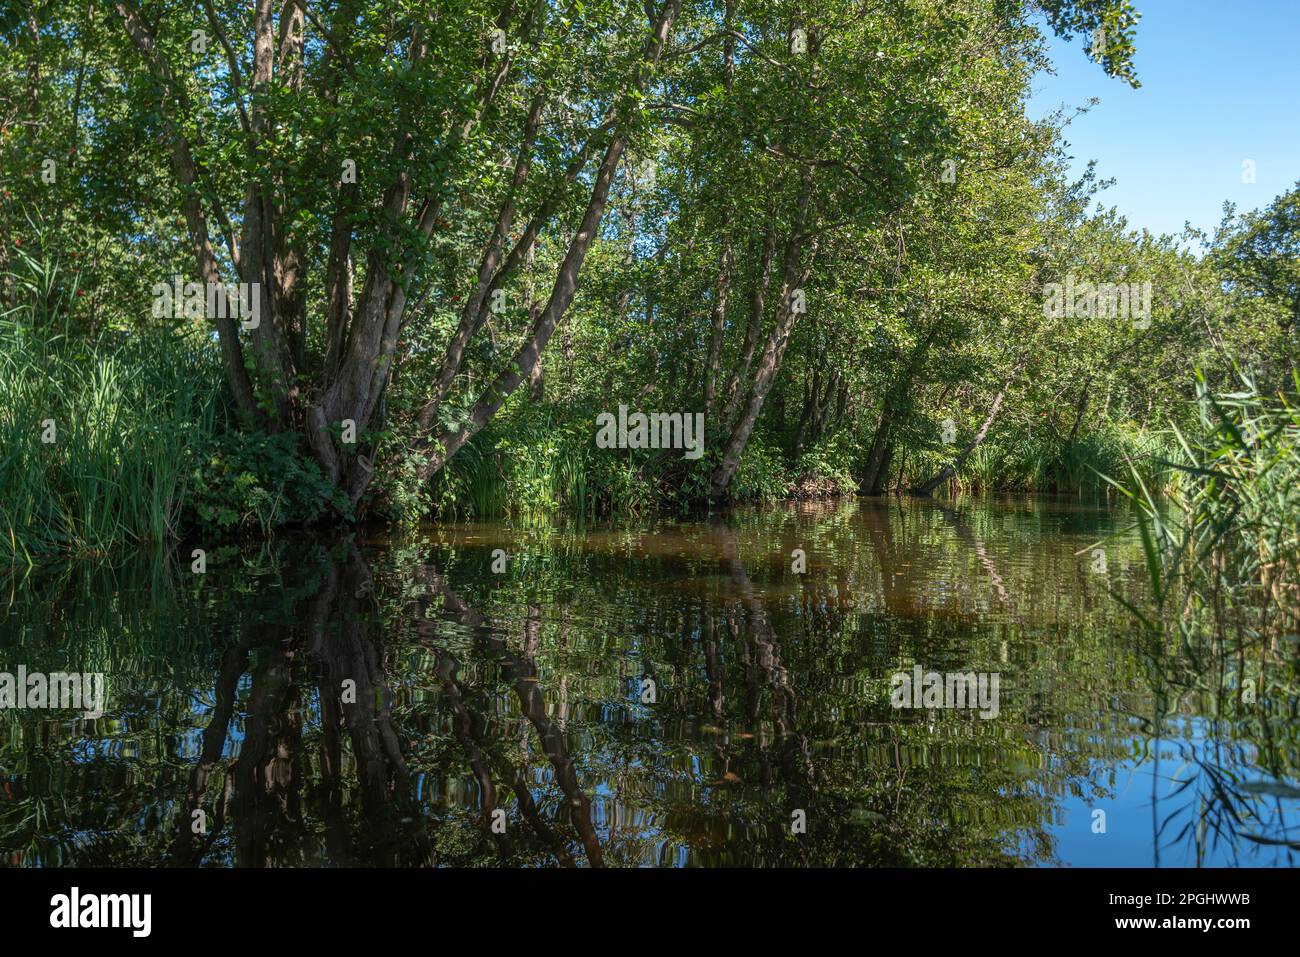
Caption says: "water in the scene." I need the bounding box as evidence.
[1,497,1296,867]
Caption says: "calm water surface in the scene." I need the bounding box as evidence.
[2,497,1296,867]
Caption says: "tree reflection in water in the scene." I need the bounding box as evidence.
[1,499,1296,866]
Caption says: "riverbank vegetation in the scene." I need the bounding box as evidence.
[1,0,1296,566]
[1120,375,1300,640]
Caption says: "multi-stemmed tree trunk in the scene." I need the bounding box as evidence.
[114,0,681,507]
[793,363,843,456]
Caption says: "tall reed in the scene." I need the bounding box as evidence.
[1116,371,1300,638]
[0,312,221,565]
[1103,373,1300,856]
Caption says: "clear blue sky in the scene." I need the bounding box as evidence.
[1028,0,1300,241]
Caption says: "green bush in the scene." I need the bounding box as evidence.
[791,433,858,497]
[730,436,789,504]
[187,430,348,535]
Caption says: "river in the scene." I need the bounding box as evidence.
[1,496,1295,867]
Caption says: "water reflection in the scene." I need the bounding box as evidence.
[1,498,1296,866]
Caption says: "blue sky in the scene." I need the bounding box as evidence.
[1028,0,1300,241]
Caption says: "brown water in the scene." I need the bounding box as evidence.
[1,497,1296,867]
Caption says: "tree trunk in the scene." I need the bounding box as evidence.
[709,176,817,499]
[911,355,1025,496]
[720,225,777,425]
[861,315,944,493]
[861,411,893,495]
[703,235,733,413]
[417,134,628,480]
[414,1,681,484]
[114,0,261,425]
[1065,374,1093,445]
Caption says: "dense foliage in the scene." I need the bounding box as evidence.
[0,0,1296,563]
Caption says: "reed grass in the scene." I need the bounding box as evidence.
[950,426,1170,498]
[0,309,221,565]
[1115,371,1300,636]
[1100,373,1300,855]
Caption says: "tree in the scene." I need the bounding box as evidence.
[96,0,685,505]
